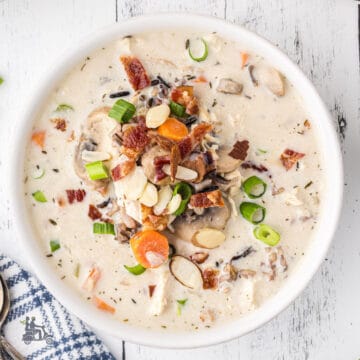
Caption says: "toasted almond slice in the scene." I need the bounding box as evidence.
[258,67,285,96]
[81,150,111,163]
[192,228,226,249]
[153,185,172,215]
[139,182,158,207]
[117,166,147,200]
[146,104,170,128]
[169,255,203,290]
[162,164,198,181]
[167,194,182,214]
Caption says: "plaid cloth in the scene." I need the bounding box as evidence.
[0,254,115,359]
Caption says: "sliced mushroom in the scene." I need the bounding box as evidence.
[174,200,230,243]
[217,78,243,95]
[216,147,242,173]
[257,67,285,96]
[169,255,203,290]
[74,107,118,191]
[192,228,226,249]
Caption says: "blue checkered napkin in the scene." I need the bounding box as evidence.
[0,254,116,360]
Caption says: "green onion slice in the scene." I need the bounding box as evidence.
[32,190,47,203]
[124,263,146,275]
[188,38,209,62]
[256,149,267,154]
[169,101,186,118]
[55,104,74,112]
[0,77,4,85]
[242,176,267,199]
[85,161,109,180]
[172,182,192,216]
[253,224,280,246]
[50,240,60,253]
[108,99,136,123]
[176,298,188,315]
[32,167,45,179]
[240,202,266,224]
[93,222,115,235]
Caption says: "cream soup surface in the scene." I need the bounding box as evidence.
[24,31,324,331]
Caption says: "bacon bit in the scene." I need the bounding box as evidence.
[182,151,215,183]
[141,204,168,231]
[51,118,67,132]
[190,252,209,264]
[170,85,199,115]
[66,189,86,204]
[280,149,305,170]
[189,189,224,209]
[82,267,101,292]
[228,140,249,161]
[240,52,249,68]
[170,144,180,181]
[154,155,170,182]
[203,268,219,290]
[93,296,115,314]
[178,136,193,159]
[194,75,207,83]
[31,130,46,149]
[121,124,149,159]
[148,285,156,298]
[111,159,135,181]
[304,119,311,129]
[241,161,268,173]
[149,132,175,151]
[192,123,213,142]
[88,204,102,220]
[120,56,150,90]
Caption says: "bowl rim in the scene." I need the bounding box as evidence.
[12,13,343,349]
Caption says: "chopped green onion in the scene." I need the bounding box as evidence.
[85,161,109,180]
[32,190,47,203]
[257,149,267,154]
[124,263,146,275]
[172,182,192,216]
[74,263,80,278]
[188,38,209,62]
[49,240,60,252]
[176,298,188,315]
[169,101,186,117]
[253,224,280,246]
[240,202,266,224]
[55,104,74,112]
[242,176,267,199]
[0,77,3,85]
[32,167,45,179]
[93,222,115,235]
[108,99,136,123]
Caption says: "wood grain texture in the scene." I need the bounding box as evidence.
[0,0,359,359]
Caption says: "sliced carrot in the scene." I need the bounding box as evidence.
[158,118,189,141]
[82,267,101,292]
[31,130,46,149]
[240,52,249,69]
[130,230,169,268]
[194,75,207,83]
[93,296,115,314]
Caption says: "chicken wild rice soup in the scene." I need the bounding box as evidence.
[24,31,324,331]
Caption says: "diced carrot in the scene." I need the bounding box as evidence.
[93,296,115,314]
[130,230,169,268]
[82,267,101,292]
[194,75,207,83]
[31,131,46,149]
[158,118,189,141]
[240,52,249,69]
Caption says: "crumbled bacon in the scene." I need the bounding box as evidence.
[178,136,193,158]
[182,151,215,183]
[153,155,170,182]
[170,85,199,115]
[66,189,86,204]
[141,204,168,231]
[189,189,224,208]
[228,140,249,160]
[88,204,102,220]
[149,132,174,151]
[121,124,149,159]
[170,144,180,181]
[111,159,135,181]
[51,118,67,132]
[190,252,209,264]
[203,268,219,290]
[120,56,150,90]
[148,285,156,298]
[241,161,268,173]
[280,149,305,170]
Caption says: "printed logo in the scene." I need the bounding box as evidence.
[20,316,54,345]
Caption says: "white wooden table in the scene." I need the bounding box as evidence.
[0,1,359,359]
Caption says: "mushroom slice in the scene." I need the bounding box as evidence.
[217,78,243,94]
[169,255,203,290]
[216,147,242,173]
[258,67,285,96]
[192,228,226,249]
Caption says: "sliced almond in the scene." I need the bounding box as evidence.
[81,150,111,163]
[167,194,182,214]
[192,228,226,249]
[139,182,158,207]
[162,164,198,181]
[258,67,285,96]
[169,255,203,290]
[146,104,170,128]
[117,166,147,200]
[153,185,172,215]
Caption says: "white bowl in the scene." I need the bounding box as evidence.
[12,14,343,348]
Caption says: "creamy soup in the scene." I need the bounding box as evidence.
[24,31,324,331]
